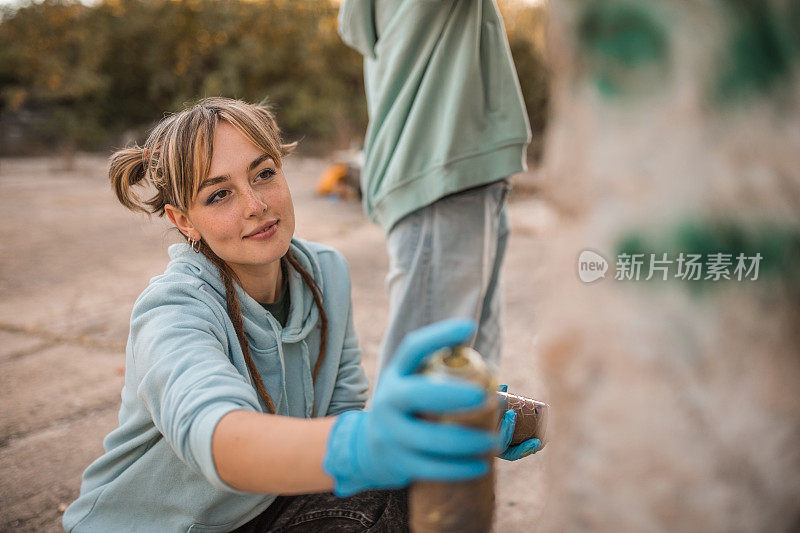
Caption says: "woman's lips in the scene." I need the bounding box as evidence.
[244,220,278,240]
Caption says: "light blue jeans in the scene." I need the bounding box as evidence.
[377,179,511,375]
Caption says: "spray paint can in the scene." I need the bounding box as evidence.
[496,391,549,447]
[410,345,499,533]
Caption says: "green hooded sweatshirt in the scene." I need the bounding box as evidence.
[338,0,531,232]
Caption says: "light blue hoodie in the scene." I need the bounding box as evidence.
[63,239,369,532]
[338,0,532,232]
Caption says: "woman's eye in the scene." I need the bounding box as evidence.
[256,168,277,181]
[206,189,229,205]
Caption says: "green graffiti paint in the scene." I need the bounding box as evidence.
[716,0,797,101]
[616,232,655,258]
[578,1,669,97]
[789,2,800,55]
[613,220,800,288]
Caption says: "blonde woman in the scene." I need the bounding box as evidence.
[62,98,524,532]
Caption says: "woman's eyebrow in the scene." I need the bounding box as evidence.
[198,175,228,192]
[248,153,273,172]
[199,154,273,191]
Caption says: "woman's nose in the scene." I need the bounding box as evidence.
[242,187,267,217]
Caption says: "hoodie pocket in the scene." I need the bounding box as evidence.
[248,345,284,412]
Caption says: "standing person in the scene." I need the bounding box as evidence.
[338,0,532,373]
[61,98,535,533]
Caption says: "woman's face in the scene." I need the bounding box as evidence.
[169,122,295,274]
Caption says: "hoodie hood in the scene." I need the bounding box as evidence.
[337,0,377,59]
[166,238,322,345]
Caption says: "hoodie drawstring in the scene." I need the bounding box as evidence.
[301,340,315,418]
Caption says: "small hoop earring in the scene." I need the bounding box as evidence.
[189,237,201,253]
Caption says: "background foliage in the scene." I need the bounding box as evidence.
[0,0,548,158]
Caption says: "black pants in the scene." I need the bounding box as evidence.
[231,490,409,532]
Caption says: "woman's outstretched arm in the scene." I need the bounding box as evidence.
[212,320,500,498]
[212,411,336,494]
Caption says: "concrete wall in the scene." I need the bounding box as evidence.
[535,1,800,530]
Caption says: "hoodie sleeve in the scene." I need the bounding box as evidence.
[337,0,378,58]
[129,280,263,492]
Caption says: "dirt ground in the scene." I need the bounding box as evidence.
[0,153,551,532]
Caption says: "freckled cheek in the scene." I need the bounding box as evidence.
[198,212,243,244]
[279,192,296,235]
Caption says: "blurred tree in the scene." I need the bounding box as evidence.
[0,1,109,148]
[0,0,548,158]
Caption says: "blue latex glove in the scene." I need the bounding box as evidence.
[497,384,542,461]
[323,319,497,496]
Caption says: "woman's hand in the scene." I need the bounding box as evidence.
[323,319,498,496]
